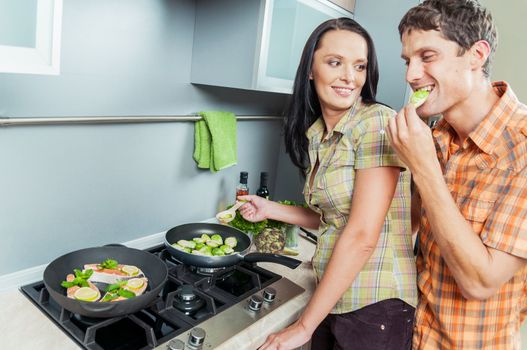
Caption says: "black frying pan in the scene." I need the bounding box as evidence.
[43,246,168,318]
[165,223,301,269]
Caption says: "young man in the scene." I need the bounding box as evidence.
[386,0,527,349]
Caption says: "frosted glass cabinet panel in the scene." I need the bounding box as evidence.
[0,0,63,75]
[260,0,348,92]
[191,0,351,94]
[0,0,38,48]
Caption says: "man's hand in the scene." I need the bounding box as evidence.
[386,104,441,177]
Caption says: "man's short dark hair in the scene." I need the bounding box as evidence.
[398,0,497,78]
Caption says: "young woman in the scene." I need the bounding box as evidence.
[238,18,417,350]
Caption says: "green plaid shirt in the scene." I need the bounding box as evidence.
[304,99,417,313]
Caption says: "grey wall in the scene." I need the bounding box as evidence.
[354,0,417,111]
[0,0,289,275]
[481,0,527,102]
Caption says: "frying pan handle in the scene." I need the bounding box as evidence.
[242,253,302,269]
[79,302,117,313]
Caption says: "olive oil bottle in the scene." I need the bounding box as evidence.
[256,172,270,199]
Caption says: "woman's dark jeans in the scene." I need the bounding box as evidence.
[311,298,415,350]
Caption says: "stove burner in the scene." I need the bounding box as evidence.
[19,245,286,350]
[172,285,206,316]
[188,265,237,280]
[190,265,225,275]
[71,313,105,327]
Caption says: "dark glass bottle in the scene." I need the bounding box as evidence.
[236,171,249,199]
[256,172,270,199]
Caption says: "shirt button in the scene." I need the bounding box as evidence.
[380,324,385,330]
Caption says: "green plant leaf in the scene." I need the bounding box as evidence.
[97,259,119,270]
[118,289,136,299]
[106,280,127,292]
[101,292,119,302]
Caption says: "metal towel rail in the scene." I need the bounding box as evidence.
[0,115,282,127]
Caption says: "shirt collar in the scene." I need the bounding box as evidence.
[469,81,519,154]
[433,81,519,156]
[306,97,362,142]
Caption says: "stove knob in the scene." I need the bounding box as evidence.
[248,295,264,311]
[187,327,206,349]
[263,287,276,303]
[167,339,185,350]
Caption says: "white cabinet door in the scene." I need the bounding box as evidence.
[0,0,63,75]
[191,0,351,94]
[256,0,349,92]
[328,0,355,12]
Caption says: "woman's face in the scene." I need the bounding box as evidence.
[310,29,368,117]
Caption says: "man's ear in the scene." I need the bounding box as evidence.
[309,72,313,80]
[470,40,491,72]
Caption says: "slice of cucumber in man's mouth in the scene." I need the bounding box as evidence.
[409,89,430,108]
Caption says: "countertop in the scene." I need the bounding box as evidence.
[0,233,317,350]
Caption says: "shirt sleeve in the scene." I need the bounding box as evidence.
[353,105,406,170]
[481,170,527,259]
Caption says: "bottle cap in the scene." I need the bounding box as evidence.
[260,172,268,185]
[240,171,248,184]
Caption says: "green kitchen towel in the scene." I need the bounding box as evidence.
[193,111,237,172]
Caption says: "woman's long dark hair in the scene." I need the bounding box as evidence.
[284,17,380,172]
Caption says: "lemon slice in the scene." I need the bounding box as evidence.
[126,278,145,290]
[74,287,99,301]
[121,265,139,276]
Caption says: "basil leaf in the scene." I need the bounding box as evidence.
[98,259,119,270]
[106,283,122,292]
[61,281,75,288]
[79,269,93,279]
[102,292,119,302]
[62,268,96,290]
[118,289,136,299]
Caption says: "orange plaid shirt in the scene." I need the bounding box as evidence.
[413,82,527,350]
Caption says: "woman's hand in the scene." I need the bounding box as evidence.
[237,195,271,222]
[258,320,312,350]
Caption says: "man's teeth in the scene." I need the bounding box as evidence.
[416,86,433,92]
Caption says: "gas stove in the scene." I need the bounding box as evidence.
[20,244,304,350]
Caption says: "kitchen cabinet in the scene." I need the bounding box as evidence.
[191,0,351,94]
[0,0,63,75]
[328,0,355,12]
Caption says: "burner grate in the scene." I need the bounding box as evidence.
[19,245,287,350]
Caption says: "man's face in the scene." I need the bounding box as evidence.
[401,29,473,118]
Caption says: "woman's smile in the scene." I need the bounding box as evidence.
[332,86,354,97]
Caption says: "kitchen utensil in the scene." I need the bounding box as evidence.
[43,245,168,318]
[164,223,301,269]
[215,201,244,223]
[299,227,318,244]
